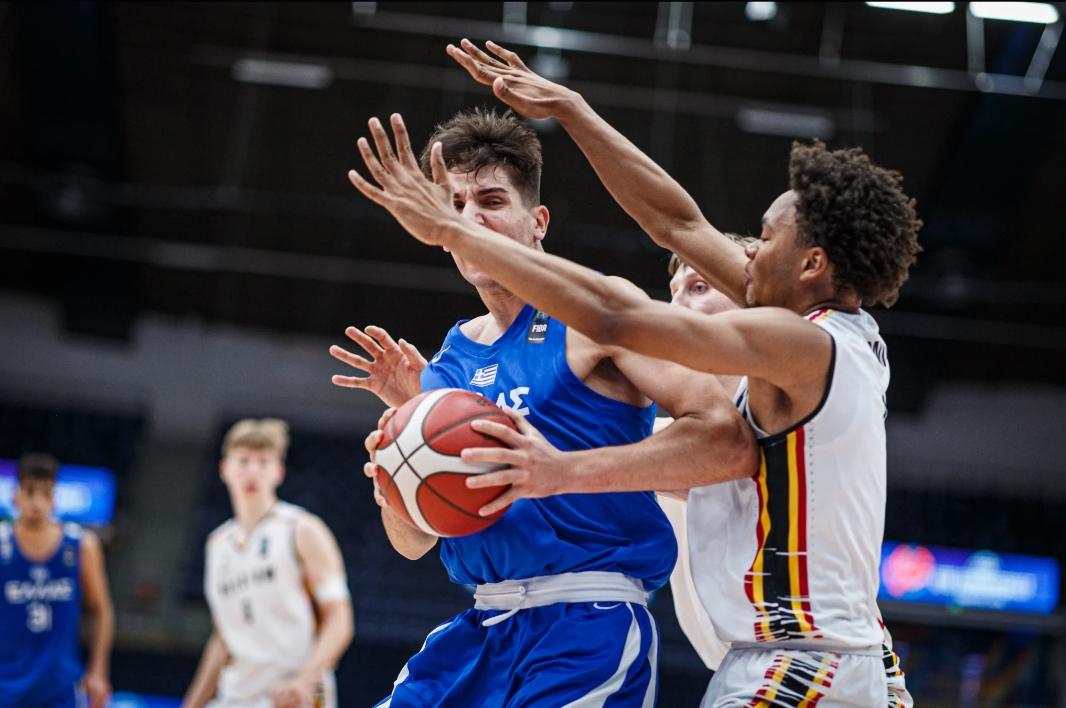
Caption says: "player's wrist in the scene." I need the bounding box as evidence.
[552,89,586,125]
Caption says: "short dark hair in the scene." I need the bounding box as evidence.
[17,453,59,485]
[789,141,922,308]
[419,106,543,206]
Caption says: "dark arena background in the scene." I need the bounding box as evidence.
[2,2,1066,706]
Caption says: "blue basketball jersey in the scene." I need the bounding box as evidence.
[421,304,676,591]
[0,520,83,707]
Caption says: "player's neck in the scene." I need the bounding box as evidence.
[473,285,526,341]
[13,518,61,557]
[233,494,277,534]
[793,286,861,317]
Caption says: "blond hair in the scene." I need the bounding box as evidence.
[667,233,756,276]
[222,418,290,459]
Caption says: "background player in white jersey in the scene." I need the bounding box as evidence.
[0,453,113,708]
[184,419,353,708]
[658,249,748,673]
[345,39,921,706]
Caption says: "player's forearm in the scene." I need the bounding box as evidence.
[441,223,644,347]
[184,633,227,708]
[297,600,353,682]
[84,602,114,678]
[561,413,756,493]
[382,506,437,560]
[557,96,705,241]
[556,96,747,303]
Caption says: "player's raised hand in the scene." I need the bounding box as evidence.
[447,39,578,121]
[461,407,570,516]
[348,113,459,246]
[330,325,426,408]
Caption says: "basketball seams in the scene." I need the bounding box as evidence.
[412,409,513,459]
[374,388,515,538]
[418,472,501,528]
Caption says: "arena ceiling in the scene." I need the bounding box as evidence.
[1,2,1065,409]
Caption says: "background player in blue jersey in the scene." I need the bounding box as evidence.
[332,108,756,707]
[0,453,114,708]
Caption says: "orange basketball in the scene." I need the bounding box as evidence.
[373,388,517,537]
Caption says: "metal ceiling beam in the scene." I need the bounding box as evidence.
[3,225,1065,350]
[189,45,881,132]
[348,9,1066,101]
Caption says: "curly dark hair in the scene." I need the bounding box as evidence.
[419,106,542,206]
[789,141,922,307]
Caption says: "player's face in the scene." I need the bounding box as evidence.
[220,446,284,502]
[447,165,548,289]
[14,479,54,527]
[669,264,737,315]
[745,190,804,308]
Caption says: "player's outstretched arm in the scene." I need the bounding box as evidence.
[80,530,113,708]
[448,39,748,304]
[330,325,426,408]
[183,629,228,708]
[347,116,828,388]
[272,515,354,708]
[463,325,757,514]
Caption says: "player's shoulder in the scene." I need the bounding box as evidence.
[273,500,313,525]
[206,518,238,546]
[62,521,85,540]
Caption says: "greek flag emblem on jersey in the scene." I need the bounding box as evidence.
[470,364,499,387]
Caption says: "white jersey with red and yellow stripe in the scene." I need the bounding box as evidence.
[688,308,889,650]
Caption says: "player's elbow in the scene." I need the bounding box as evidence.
[395,538,437,561]
[326,600,355,647]
[709,407,759,481]
[593,298,654,351]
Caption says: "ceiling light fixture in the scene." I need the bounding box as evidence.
[969,2,1059,24]
[231,58,333,90]
[865,2,956,14]
[745,2,778,22]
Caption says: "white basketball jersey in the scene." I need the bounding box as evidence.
[656,494,729,670]
[205,501,319,702]
[689,308,890,649]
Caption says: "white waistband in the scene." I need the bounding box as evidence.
[473,571,647,627]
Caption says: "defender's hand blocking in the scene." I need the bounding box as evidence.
[447,39,578,121]
[331,325,426,409]
[347,114,458,247]
[462,407,570,517]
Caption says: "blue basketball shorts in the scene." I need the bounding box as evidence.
[375,601,660,707]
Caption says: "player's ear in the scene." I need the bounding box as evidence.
[531,204,549,246]
[799,245,829,283]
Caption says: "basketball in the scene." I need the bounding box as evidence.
[373,388,517,537]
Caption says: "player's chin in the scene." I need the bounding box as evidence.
[744,287,755,308]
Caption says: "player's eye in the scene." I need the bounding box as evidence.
[453,201,464,212]
[691,282,708,295]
